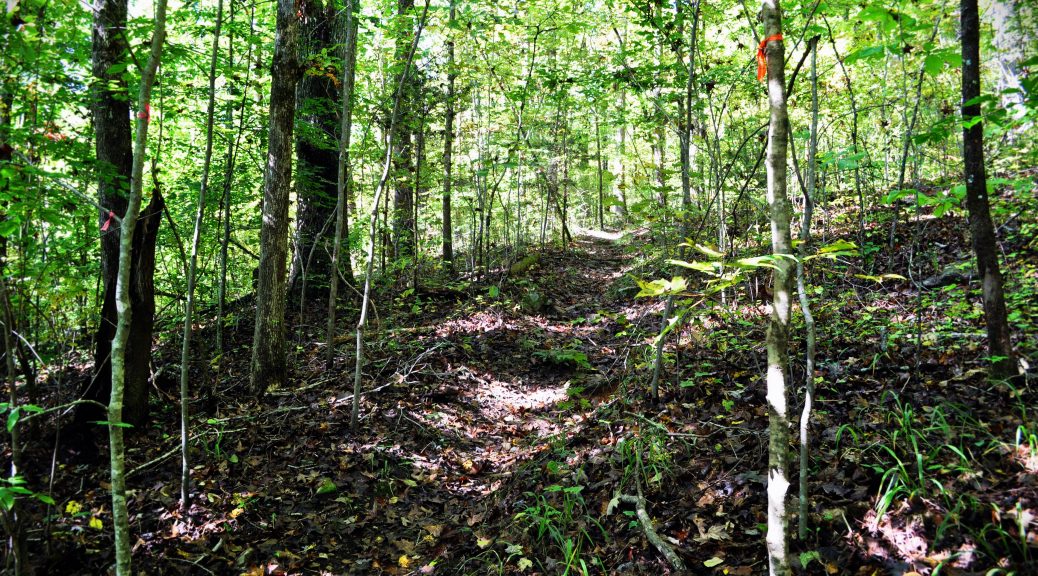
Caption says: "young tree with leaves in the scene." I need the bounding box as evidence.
[179,0,223,507]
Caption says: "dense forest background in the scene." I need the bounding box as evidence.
[0,0,1036,573]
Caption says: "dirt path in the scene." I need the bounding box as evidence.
[118,238,647,575]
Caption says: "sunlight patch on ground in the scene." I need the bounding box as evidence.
[475,377,569,415]
[572,226,626,242]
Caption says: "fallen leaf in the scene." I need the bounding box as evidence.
[423,524,444,537]
[693,523,730,543]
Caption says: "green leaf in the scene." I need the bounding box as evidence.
[703,556,724,567]
[734,254,797,270]
[924,54,943,76]
[315,478,337,495]
[883,188,915,204]
[667,259,716,274]
[853,273,906,284]
[804,240,859,261]
[857,5,892,22]
[635,277,687,297]
[799,550,821,567]
[92,420,134,428]
[693,243,723,259]
[7,407,20,432]
[845,45,886,64]
[0,218,19,238]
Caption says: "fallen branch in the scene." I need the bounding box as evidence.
[612,492,686,571]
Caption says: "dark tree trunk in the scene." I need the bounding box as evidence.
[441,0,456,266]
[291,0,340,300]
[391,0,416,261]
[251,0,301,394]
[961,0,1017,379]
[80,0,162,429]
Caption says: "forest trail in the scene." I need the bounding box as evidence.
[106,236,671,575]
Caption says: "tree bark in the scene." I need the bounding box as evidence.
[251,0,302,395]
[961,0,1017,379]
[82,0,163,431]
[291,0,340,299]
[761,1,793,574]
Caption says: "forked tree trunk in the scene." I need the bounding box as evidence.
[961,0,1017,379]
[82,0,163,432]
[251,0,302,394]
[110,0,168,570]
[760,1,793,574]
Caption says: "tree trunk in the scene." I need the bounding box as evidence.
[291,0,340,300]
[110,0,168,569]
[82,0,163,431]
[761,1,793,574]
[251,0,301,395]
[325,0,360,370]
[354,0,429,430]
[797,37,819,542]
[679,0,700,242]
[180,0,223,507]
[392,0,416,261]
[961,0,1017,379]
[441,0,456,266]
[1,274,24,574]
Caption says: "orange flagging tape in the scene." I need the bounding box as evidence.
[756,34,783,81]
